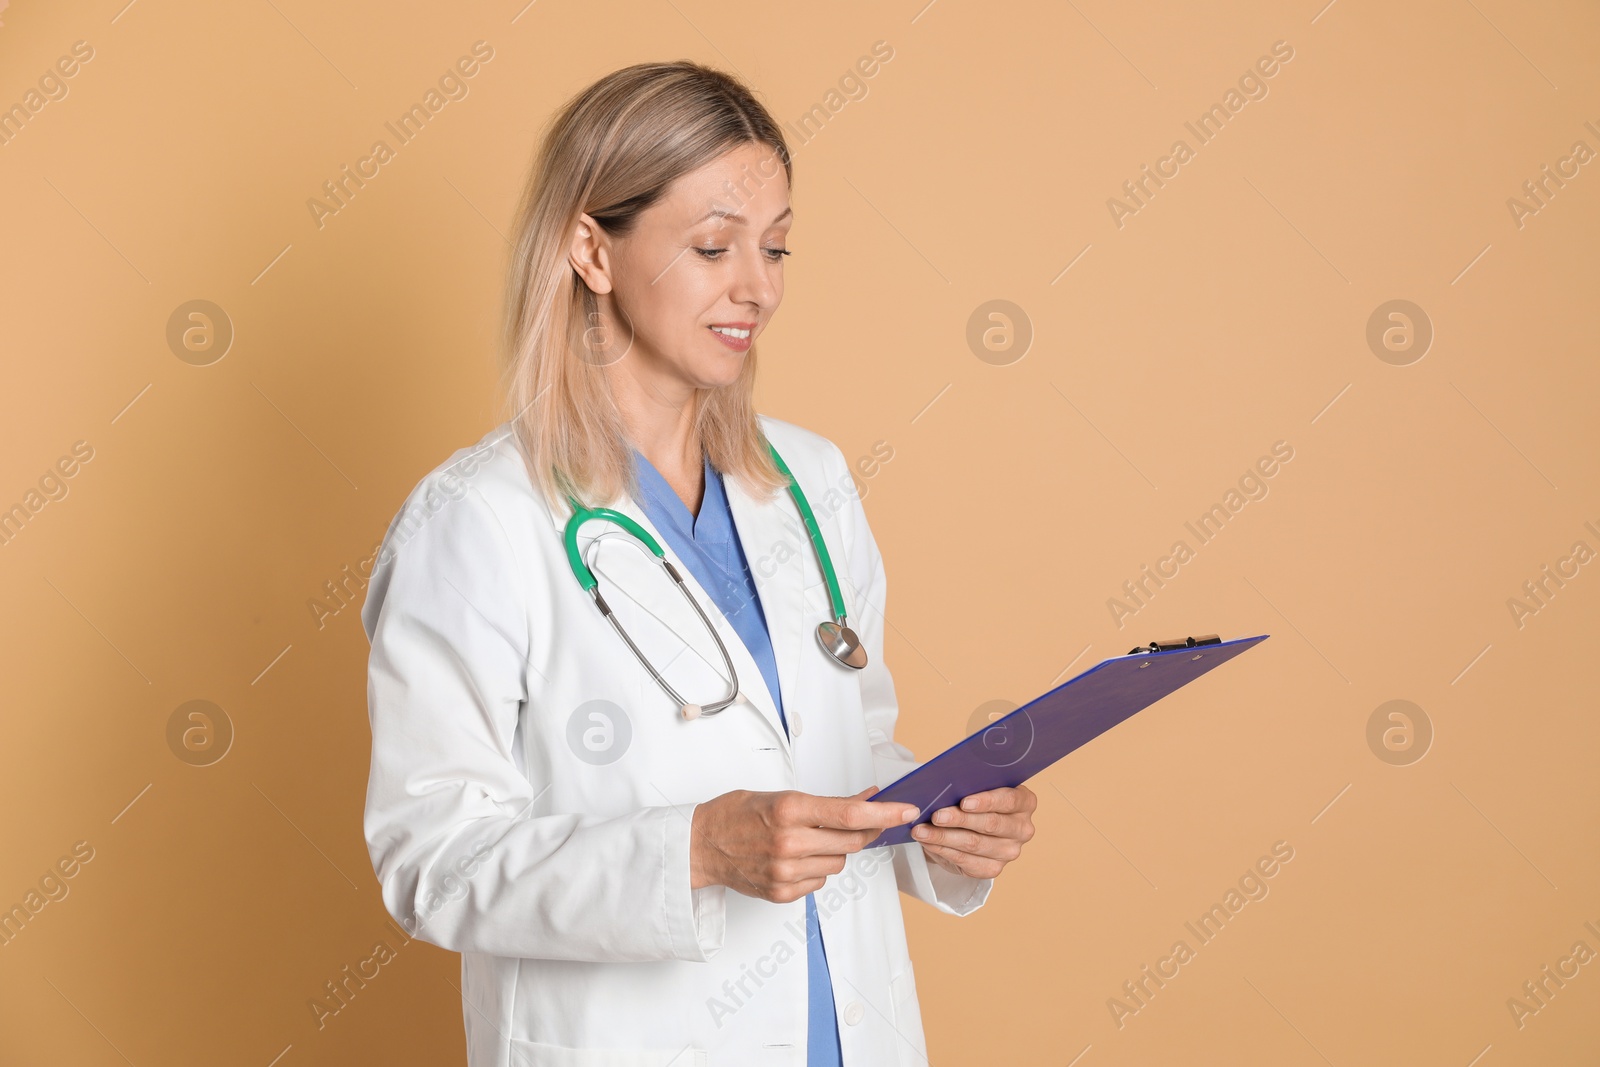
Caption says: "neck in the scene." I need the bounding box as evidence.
[611,374,700,470]
[606,357,703,486]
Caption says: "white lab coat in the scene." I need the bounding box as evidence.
[361,414,993,1066]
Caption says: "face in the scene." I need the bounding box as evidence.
[568,141,792,407]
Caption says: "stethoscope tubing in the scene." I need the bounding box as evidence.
[562,440,859,720]
[585,547,742,717]
[763,444,848,625]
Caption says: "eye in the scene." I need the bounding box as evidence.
[692,247,793,262]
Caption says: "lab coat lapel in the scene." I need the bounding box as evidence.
[723,472,809,743]
[549,488,798,755]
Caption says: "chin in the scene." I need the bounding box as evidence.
[692,357,748,390]
[698,373,746,391]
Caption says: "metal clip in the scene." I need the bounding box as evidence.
[1127,633,1222,655]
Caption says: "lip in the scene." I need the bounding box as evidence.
[707,322,755,352]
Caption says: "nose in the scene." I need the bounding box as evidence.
[728,244,779,310]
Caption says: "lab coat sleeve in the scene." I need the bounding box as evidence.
[830,446,994,918]
[360,472,725,962]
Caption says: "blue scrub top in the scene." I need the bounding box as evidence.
[630,446,845,1067]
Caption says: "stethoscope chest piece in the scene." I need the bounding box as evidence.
[562,440,869,722]
[817,620,867,670]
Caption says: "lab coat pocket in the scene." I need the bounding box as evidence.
[508,1037,708,1067]
[890,965,916,1009]
[801,574,834,617]
[889,965,923,1046]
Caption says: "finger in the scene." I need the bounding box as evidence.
[767,851,853,883]
[763,873,836,904]
[806,794,920,832]
[916,828,1018,866]
[919,841,1005,879]
[928,805,1017,837]
[909,821,1022,859]
[956,787,1026,815]
[775,789,899,827]
[936,804,1037,840]
[780,824,894,858]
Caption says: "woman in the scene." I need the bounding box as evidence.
[361,60,1036,1067]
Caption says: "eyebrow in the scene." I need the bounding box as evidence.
[692,205,793,227]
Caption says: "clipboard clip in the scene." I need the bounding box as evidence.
[1127,634,1222,655]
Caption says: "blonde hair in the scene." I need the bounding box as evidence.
[498,60,795,511]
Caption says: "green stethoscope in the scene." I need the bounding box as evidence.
[563,442,866,721]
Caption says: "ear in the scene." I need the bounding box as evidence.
[568,212,614,295]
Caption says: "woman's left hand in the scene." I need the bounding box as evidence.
[910,785,1036,879]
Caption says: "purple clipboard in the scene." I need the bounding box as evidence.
[866,634,1270,848]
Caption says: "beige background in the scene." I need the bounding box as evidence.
[2,0,1597,1063]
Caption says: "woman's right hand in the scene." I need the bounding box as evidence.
[689,786,920,902]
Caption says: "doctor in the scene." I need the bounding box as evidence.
[361,60,1036,1067]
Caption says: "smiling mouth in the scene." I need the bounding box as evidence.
[709,326,751,339]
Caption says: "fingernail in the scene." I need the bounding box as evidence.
[901,807,920,822]
[934,810,950,824]
[961,797,977,811]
